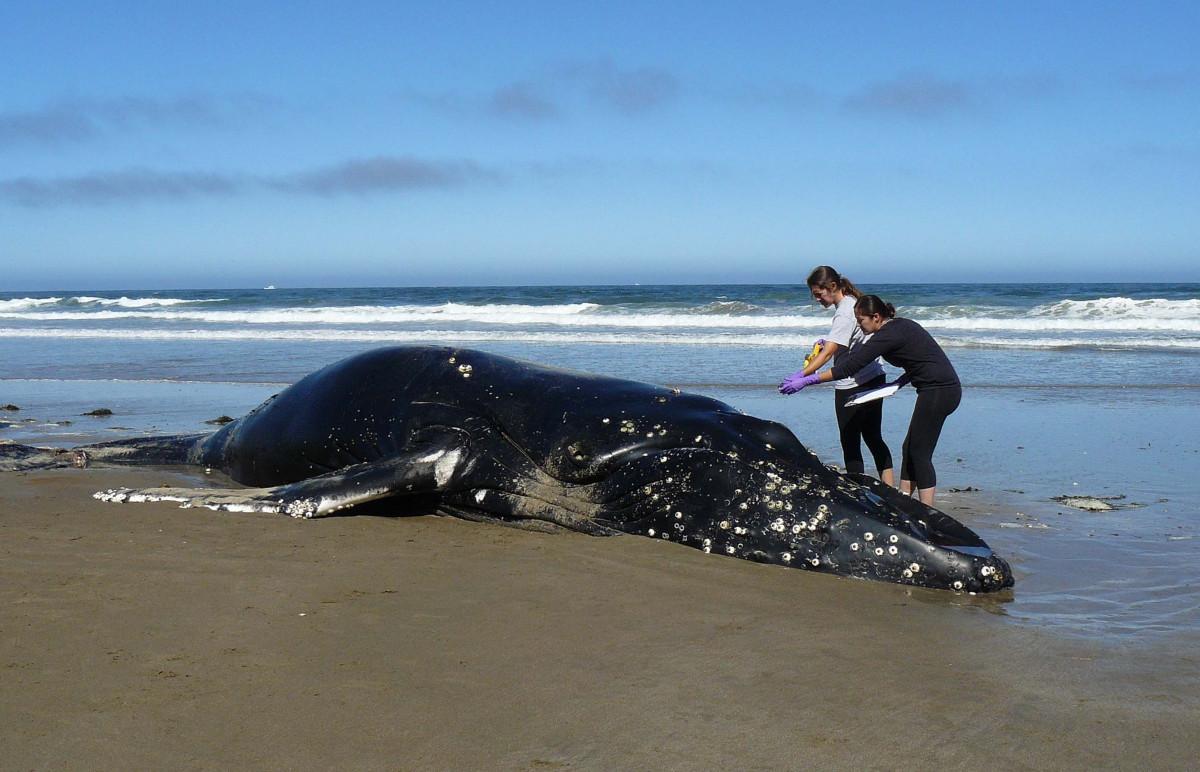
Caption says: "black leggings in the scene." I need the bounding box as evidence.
[834,375,893,476]
[901,385,962,490]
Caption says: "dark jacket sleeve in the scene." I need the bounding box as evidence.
[829,330,896,380]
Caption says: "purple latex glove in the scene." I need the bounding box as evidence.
[778,372,822,395]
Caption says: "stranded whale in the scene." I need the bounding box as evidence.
[1,346,1013,593]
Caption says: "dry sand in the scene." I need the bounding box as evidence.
[2,468,1197,770]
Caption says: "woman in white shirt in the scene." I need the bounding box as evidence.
[781,266,894,485]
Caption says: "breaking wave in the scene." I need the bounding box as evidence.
[1,292,1195,350]
[1,326,1195,350]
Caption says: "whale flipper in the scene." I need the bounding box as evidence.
[94,431,473,518]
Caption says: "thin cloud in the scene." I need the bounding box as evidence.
[560,58,680,114]
[0,169,239,207]
[0,104,99,145]
[0,156,502,207]
[402,84,560,122]
[843,74,973,118]
[403,58,678,121]
[273,156,502,195]
[0,94,275,147]
[487,82,559,120]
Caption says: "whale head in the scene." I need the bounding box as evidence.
[542,399,1014,593]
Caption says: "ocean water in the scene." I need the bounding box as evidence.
[2,283,1198,638]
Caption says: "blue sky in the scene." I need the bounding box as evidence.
[2,1,1197,289]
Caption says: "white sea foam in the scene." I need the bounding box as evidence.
[70,296,225,307]
[921,317,1199,333]
[1,326,1195,350]
[1030,297,1200,319]
[0,297,63,311]
[0,303,825,328]
[3,302,1197,333]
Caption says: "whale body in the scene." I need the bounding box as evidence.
[2,346,1013,593]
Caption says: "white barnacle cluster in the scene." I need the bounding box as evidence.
[977,564,1006,588]
[796,503,831,534]
[283,497,320,519]
[457,363,473,379]
[618,419,637,435]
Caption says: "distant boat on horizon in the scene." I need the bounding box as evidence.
[263,285,276,290]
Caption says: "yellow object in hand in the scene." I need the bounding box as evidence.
[802,341,823,369]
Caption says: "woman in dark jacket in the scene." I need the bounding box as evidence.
[780,295,960,506]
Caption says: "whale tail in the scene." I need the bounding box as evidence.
[0,442,89,471]
[0,434,206,472]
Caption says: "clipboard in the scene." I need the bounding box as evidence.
[843,382,901,407]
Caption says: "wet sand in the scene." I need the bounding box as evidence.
[2,469,1197,769]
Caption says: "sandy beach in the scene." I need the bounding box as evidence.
[3,467,1197,770]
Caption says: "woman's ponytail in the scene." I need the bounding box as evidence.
[806,265,863,298]
[838,276,864,299]
[854,295,896,319]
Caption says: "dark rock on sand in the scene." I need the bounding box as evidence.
[2,404,19,411]
[81,408,114,417]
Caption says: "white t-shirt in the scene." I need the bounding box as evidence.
[827,296,885,390]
